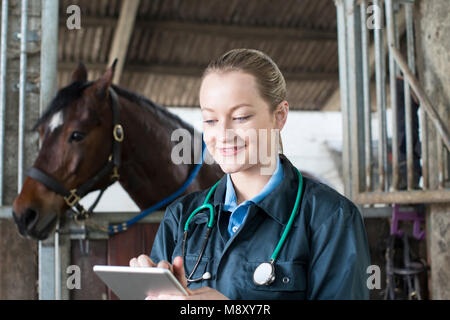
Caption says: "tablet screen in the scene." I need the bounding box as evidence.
[93,265,188,300]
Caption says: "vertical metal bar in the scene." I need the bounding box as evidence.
[437,135,444,188]
[39,239,55,300]
[374,0,388,191]
[361,0,373,191]
[54,221,61,300]
[41,0,59,117]
[40,0,60,300]
[404,3,415,190]
[0,0,8,205]
[18,0,28,191]
[393,0,401,77]
[385,0,399,190]
[335,0,352,198]
[345,0,365,196]
[420,109,429,189]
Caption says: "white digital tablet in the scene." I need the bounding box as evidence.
[93,265,188,300]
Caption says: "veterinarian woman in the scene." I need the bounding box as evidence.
[130,49,371,300]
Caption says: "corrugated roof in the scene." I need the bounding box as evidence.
[57,0,339,110]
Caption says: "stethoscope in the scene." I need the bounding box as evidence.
[182,166,304,286]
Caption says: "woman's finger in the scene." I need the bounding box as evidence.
[129,257,138,267]
[137,254,155,267]
[156,260,173,273]
[172,256,188,289]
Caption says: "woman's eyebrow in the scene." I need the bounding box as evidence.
[201,104,253,112]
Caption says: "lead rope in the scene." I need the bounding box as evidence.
[107,136,207,235]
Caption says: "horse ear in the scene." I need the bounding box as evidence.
[93,59,118,99]
[71,62,88,83]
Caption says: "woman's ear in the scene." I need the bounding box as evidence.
[274,100,289,130]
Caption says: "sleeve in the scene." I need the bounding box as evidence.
[149,204,180,264]
[306,202,371,300]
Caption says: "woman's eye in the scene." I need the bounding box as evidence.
[203,120,216,125]
[234,115,251,122]
[69,131,85,142]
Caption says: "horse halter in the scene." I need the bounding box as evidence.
[26,87,124,222]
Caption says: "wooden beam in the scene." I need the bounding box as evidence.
[59,62,338,82]
[62,16,337,42]
[107,0,140,84]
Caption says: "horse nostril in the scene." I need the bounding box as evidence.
[22,208,39,231]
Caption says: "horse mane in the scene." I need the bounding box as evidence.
[33,81,196,135]
[111,84,196,134]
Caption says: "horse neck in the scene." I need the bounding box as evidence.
[116,94,195,210]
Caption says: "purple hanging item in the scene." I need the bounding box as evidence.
[390,204,425,240]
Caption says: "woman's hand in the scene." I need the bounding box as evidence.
[128,255,229,300]
[147,286,229,300]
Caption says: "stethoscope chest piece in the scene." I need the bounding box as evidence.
[253,261,276,286]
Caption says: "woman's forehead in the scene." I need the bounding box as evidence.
[199,71,264,110]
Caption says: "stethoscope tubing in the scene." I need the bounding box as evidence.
[182,166,304,284]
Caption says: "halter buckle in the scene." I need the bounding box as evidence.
[110,166,120,180]
[64,189,81,207]
[113,124,124,142]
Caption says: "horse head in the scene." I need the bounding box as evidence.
[12,61,121,240]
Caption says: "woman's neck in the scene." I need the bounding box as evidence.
[229,156,278,205]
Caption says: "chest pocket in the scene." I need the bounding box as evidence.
[243,261,307,299]
[184,255,212,290]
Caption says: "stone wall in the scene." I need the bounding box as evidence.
[415,0,450,300]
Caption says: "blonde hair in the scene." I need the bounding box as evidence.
[202,48,286,154]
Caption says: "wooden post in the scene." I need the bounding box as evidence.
[108,0,140,84]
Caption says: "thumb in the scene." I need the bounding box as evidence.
[172,256,188,290]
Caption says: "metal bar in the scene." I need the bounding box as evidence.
[404,3,416,190]
[437,135,444,188]
[0,0,8,205]
[39,0,60,301]
[54,220,60,300]
[40,0,59,117]
[0,205,12,218]
[361,0,373,192]
[18,0,28,191]
[391,46,450,152]
[361,206,394,218]
[419,100,429,189]
[335,0,352,198]
[355,189,450,205]
[385,0,400,190]
[345,0,365,195]
[374,0,388,191]
[39,238,55,300]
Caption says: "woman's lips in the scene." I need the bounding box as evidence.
[218,145,246,156]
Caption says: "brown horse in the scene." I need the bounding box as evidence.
[12,62,223,240]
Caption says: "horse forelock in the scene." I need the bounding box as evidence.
[33,81,94,131]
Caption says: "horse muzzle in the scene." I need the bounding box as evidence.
[12,208,57,240]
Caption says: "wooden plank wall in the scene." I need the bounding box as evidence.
[70,223,160,300]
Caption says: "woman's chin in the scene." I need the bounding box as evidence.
[216,158,252,174]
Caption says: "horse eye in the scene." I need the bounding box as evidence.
[69,131,85,142]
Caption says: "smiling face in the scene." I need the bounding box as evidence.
[200,71,287,174]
